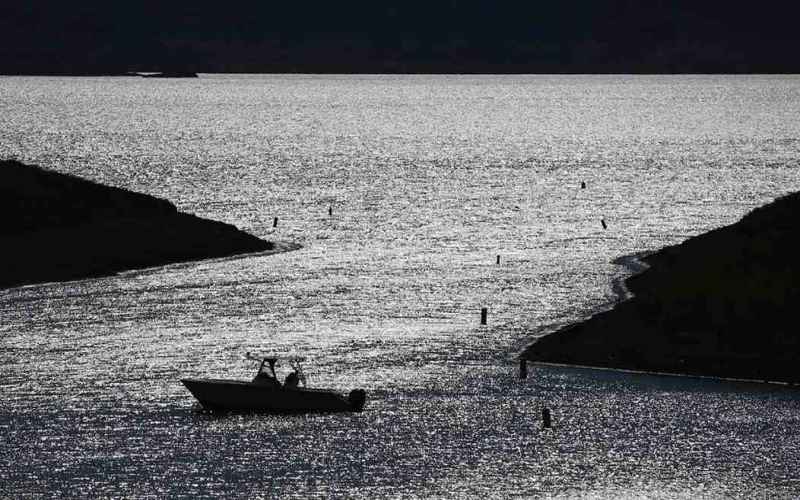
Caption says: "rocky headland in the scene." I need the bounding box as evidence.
[0,159,273,289]
[524,192,800,384]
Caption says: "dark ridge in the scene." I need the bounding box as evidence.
[0,159,176,235]
[523,191,800,384]
[0,159,274,289]
[1,1,800,74]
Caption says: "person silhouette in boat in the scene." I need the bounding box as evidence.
[284,370,300,389]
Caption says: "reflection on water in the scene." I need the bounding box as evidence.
[3,363,799,498]
[1,75,800,497]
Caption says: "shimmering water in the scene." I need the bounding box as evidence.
[1,75,799,498]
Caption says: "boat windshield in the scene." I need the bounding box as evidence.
[246,352,307,387]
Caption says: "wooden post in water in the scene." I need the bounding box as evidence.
[519,359,528,379]
[542,408,552,429]
[496,255,501,265]
[480,307,488,325]
[329,206,333,217]
[273,217,279,228]
[601,218,607,230]
[581,181,586,189]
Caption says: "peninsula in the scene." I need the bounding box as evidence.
[523,192,800,384]
[0,159,274,289]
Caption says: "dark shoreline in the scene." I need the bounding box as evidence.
[0,159,279,290]
[523,191,800,384]
[6,71,800,77]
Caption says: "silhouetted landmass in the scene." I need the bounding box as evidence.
[2,1,800,75]
[0,160,272,289]
[524,192,800,383]
[139,71,198,78]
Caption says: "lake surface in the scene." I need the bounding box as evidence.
[1,74,799,498]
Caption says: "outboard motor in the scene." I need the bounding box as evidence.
[348,389,367,412]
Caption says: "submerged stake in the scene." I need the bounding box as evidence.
[273,217,279,228]
[601,218,607,230]
[542,408,552,428]
[480,307,488,325]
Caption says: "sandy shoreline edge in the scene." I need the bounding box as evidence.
[6,242,302,293]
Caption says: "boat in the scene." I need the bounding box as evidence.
[181,353,367,413]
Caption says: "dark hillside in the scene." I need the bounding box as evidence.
[0,159,175,235]
[0,160,273,289]
[2,1,800,74]
[524,191,800,383]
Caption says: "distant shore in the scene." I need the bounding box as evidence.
[0,159,285,290]
[523,191,800,384]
